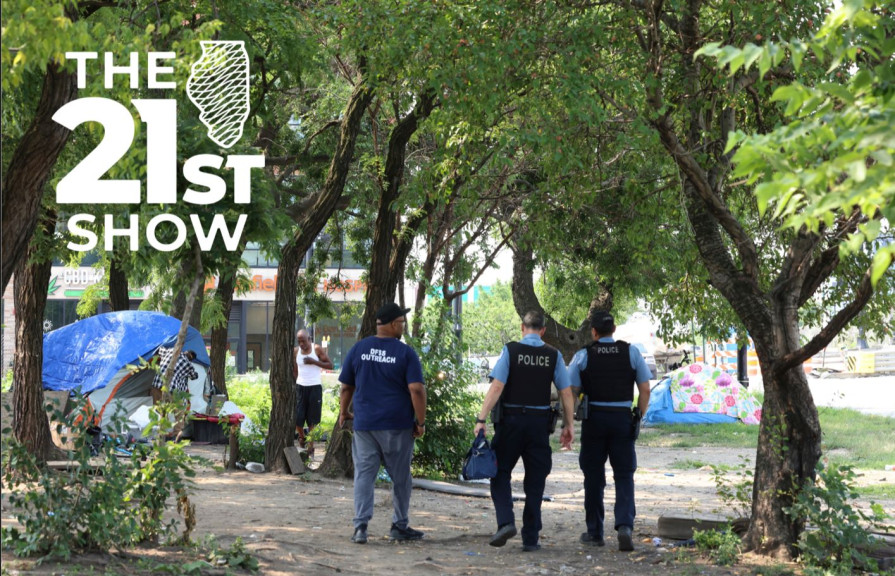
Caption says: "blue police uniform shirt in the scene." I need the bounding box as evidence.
[567,336,653,408]
[489,333,570,408]
[339,335,425,431]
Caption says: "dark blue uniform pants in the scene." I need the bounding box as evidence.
[579,411,637,538]
[490,412,552,546]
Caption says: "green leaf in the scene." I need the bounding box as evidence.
[818,82,854,103]
[790,39,807,71]
[870,245,895,286]
[869,149,892,166]
[718,45,747,76]
[741,43,763,71]
[848,160,866,183]
[758,46,773,79]
[859,219,881,242]
[695,42,723,58]
[771,84,809,115]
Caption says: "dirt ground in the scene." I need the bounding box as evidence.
[4,427,893,576]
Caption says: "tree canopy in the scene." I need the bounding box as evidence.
[3,0,892,560]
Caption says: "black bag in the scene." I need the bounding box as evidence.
[461,429,498,480]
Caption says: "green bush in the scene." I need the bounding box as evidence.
[693,527,741,566]
[227,371,272,432]
[203,535,259,572]
[408,302,484,478]
[236,427,267,465]
[784,462,891,574]
[226,371,339,465]
[1,398,197,559]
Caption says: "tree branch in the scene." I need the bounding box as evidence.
[775,265,878,375]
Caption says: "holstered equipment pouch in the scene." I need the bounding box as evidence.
[490,401,503,425]
[549,402,560,433]
[574,394,589,421]
[632,407,642,441]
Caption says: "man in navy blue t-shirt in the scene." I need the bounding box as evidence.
[339,302,427,544]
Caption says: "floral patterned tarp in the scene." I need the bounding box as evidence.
[667,363,762,425]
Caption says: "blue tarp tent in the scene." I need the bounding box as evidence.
[43,311,211,428]
[643,363,762,426]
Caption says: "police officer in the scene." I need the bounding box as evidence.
[568,310,651,552]
[474,310,575,552]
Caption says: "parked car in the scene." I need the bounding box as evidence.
[631,342,658,380]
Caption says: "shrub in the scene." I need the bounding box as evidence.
[237,427,267,465]
[1,397,197,559]
[408,302,484,478]
[784,462,891,574]
[227,371,272,432]
[693,527,741,566]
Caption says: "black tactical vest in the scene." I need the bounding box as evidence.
[503,341,556,406]
[580,340,636,402]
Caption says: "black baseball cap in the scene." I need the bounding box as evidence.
[590,310,615,333]
[376,302,411,324]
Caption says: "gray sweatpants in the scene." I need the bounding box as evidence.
[352,428,414,530]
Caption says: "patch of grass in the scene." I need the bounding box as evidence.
[671,459,712,470]
[854,483,895,499]
[639,423,759,448]
[640,406,895,471]
[818,408,895,470]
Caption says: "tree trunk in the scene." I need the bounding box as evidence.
[268,78,373,474]
[744,335,821,559]
[107,253,130,312]
[357,92,436,338]
[411,235,439,338]
[317,418,354,478]
[266,241,302,472]
[160,248,204,390]
[12,215,56,461]
[1,61,77,292]
[210,271,236,397]
[171,254,204,329]
[509,243,602,361]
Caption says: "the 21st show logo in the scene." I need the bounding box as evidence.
[55,41,265,252]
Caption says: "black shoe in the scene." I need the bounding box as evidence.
[488,524,518,547]
[618,525,634,551]
[580,532,605,546]
[390,523,424,541]
[522,543,541,552]
[351,524,368,544]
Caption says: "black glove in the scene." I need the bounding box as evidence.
[631,407,642,441]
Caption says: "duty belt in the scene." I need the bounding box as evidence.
[502,406,551,415]
[588,405,632,413]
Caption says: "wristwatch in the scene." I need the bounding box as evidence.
[475,418,487,424]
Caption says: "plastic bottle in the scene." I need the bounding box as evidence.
[246,462,265,473]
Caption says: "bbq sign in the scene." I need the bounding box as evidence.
[55,41,264,252]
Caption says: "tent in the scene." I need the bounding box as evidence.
[643,363,762,425]
[43,311,213,430]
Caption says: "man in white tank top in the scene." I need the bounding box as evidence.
[293,329,333,457]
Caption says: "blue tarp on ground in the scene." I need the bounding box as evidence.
[43,311,210,394]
